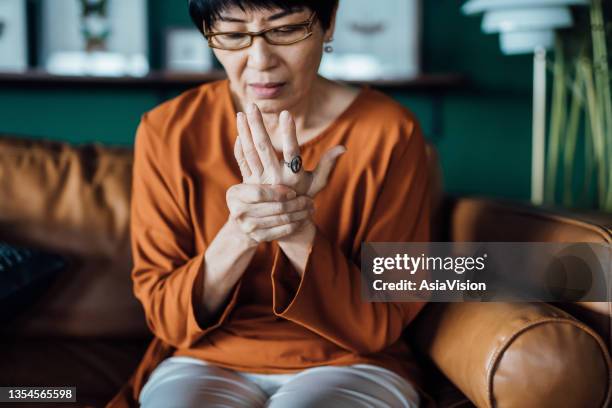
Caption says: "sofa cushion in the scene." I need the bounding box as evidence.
[0,135,149,338]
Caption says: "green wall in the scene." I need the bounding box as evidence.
[0,0,534,201]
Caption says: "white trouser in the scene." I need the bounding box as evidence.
[139,356,420,408]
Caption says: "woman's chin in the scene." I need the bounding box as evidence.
[245,87,293,111]
[249,98,292,114]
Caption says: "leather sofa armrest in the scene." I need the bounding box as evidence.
[411,302,611,408]
[442,195,612,349]
[445,196,612,243]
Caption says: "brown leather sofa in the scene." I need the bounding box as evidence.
[0,134,610,408]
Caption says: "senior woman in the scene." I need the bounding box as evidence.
[108,0,431,407]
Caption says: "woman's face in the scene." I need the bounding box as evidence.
[209,6,334,114]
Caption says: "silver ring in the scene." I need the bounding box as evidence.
[284,155,302,174]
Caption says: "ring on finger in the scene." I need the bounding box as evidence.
[283,155,303,174]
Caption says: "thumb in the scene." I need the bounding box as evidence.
[309,145,347,196]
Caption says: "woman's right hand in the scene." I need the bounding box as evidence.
[226,183,314,245]
[235,105,346,197]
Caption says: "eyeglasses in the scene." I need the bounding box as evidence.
[204,12,317,51]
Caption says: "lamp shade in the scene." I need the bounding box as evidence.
[482,7,573,34]
[463,0,589,15]
[463,0,589,55]
[500,30,556,55]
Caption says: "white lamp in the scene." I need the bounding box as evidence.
[463,0,589,205]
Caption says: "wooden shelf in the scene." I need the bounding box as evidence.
[0,70,467,91]
[0,70,226,88]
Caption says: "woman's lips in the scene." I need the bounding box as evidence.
[249,82,285,98]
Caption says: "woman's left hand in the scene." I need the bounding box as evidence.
[234,103,346,197]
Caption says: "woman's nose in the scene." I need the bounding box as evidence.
[246,37,279,71]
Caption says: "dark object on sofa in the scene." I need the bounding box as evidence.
[0,241,66,323]
[0,134,610,408]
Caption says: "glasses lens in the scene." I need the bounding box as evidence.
[265,25,309,44]
[210,33,251,49]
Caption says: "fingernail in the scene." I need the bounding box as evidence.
[286,191,296,200]
[249,103,258,114]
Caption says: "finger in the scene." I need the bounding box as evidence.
[309,145,347,196]
[234,137,251,180]
[280,110,300,164]
[246,103,280,173]
[250,220,304,243]
[239,196,313,218]
[237,112,263,176]
[241,209,312,232]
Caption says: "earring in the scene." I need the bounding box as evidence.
[324,38,334,53]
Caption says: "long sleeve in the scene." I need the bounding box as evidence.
[271,120,431,354]
[130,114,240,349]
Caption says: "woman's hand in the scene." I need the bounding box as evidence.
[226,183,314,245]
[234,103,346,197]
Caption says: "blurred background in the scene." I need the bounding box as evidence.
[0,0,610,209]
[1,5,610,407]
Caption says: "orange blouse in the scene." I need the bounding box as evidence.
[107,79,431,407]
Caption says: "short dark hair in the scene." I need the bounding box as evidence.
[188,0,338,34]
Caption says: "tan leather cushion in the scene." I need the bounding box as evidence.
[0,136,148,337]
[412,302,611,408]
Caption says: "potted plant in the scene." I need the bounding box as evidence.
[463,0,591,206]
[545,0,612,212]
